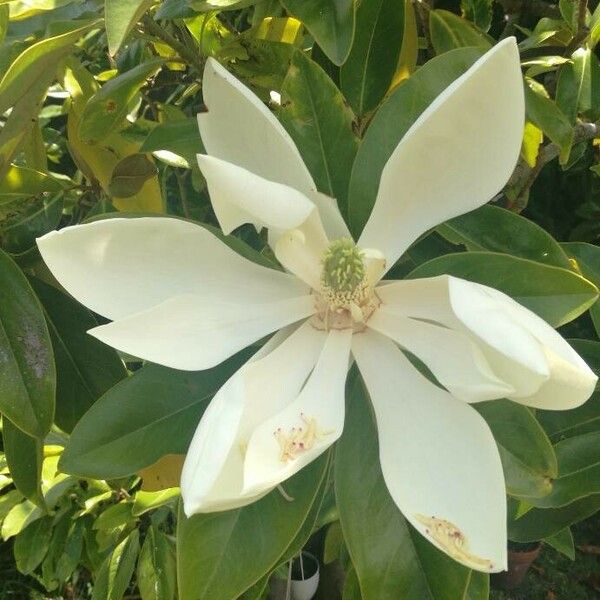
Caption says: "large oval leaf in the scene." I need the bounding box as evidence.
[335,371,472,600]
[347,46,483,236]
[428,9,491,55]
[0,248,55,437]
[177,454,330,600]
[407,252,599,327]
[59,349,253,479]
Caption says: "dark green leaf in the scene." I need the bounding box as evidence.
[280,0,355,66]
[108,154,158,198]
[335,371,472,600]
[138,525,176,600]
[464,571,489,599]
[340,0,406,115]
[177,454,329,600]
[429,9,492,55]
[438,205,573,270]
[60,349,253,479]
[13,516,53,574]
[0,248,55,437]
[407,252,598,328]
[279,50,359,212]
[30,277,126,433]
[556,49,600,123]
[461,0,493,31]
[107,529,140,600]
[347,47,483,236]
[543,527,575,560]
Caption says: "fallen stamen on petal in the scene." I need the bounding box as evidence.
[273,413,331,463]
[416,514,495,571]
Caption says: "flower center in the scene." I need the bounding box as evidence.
[311,239,380,331]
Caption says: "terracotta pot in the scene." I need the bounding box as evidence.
[491,543,541,590]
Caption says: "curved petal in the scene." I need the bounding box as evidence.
[198,57,315,194]
[242,328,352,495]
[367,307,515,402]
[89,294,315,371]
[197,154,316,235]
[198,59,348,242]
[359,38,524,272]
[181,322,327,514]
[37,217,306,321]
[352,330,507,572]
[377,276,597,409]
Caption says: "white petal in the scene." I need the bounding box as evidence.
[307,190,352,240]
[37,217,306,321]
[197,154,316,235]
[352,330,507,572]
[199,58,315,194]
[89,294,315,371]
[242,328,352,495]
[181,323,326,514]
[367,307,514,402]
[359,38,524,272]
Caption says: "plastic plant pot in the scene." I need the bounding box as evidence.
[290,552,320,600]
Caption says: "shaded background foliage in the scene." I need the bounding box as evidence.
[0,0,599,599]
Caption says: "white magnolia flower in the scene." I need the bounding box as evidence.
[37,39,597,572]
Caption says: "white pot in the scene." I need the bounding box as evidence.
[290,552,320,600]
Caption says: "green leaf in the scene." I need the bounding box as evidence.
[508,494,600,542]
[556,49,600,124]
[30,278,127,433]
[525,79,574,165]
[2,417,44,507]
[0,5,8,46]
[105,0,155,56]
[279,50,359,212]
[461,0,493,31]
[532,432,600,508]
[464,571,489,600]
[561,242,600,337]
[347,47,483,236]
[438,205,573,270]
[59,349,252,479]
[0,20,99,114]
[13,516,53,574]
[177,454,330,600]
[138,525,177,600]
[139,118,205,170]
[107,529,140,600]
[108,153,158,198]
[335,371,472,600]
[280,0,355,66]
[407,252,599,328]
[475,400,557,500]
[78,59,164,144]
[538,340,600,440]
[133,488,179,516]
[0,248,55,437]
[429,9,492,55]
[543,527,575,560]
[339,0,406,115]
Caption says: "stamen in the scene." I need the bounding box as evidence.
[273,414,330,463]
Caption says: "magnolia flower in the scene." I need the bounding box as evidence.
[37,39,597,572]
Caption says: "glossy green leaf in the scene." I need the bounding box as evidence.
[108,153,158,198]
[0,20,99,114]
[2,417,44,507]
[508,494,600,542]
[0,248,55,437]
[464,571,489,600]
[461,0,493,31]
[538,340,600,440]
[429,9,492,55]
[139,118,205,169]
[106,0,155,56]
[340,0,406,115]
[177,454,329,600]
[562,242,600,336]
[78,59,164,144]
[407,252,599,328]
[107,529,140,600]
[556,48,600,123]
[347,47,483,236]
[280,0,355,66]
[525,79,574,164]
[438,205,573,270]
[543,527,575,560]
[138,525,176,600]
[279,50,359,212]
[133,488,179,516]
[335,371,472,600]
[60,349,252,479]
[13,516,53,574]
[475,400,557,500]
[30,278,126,433]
